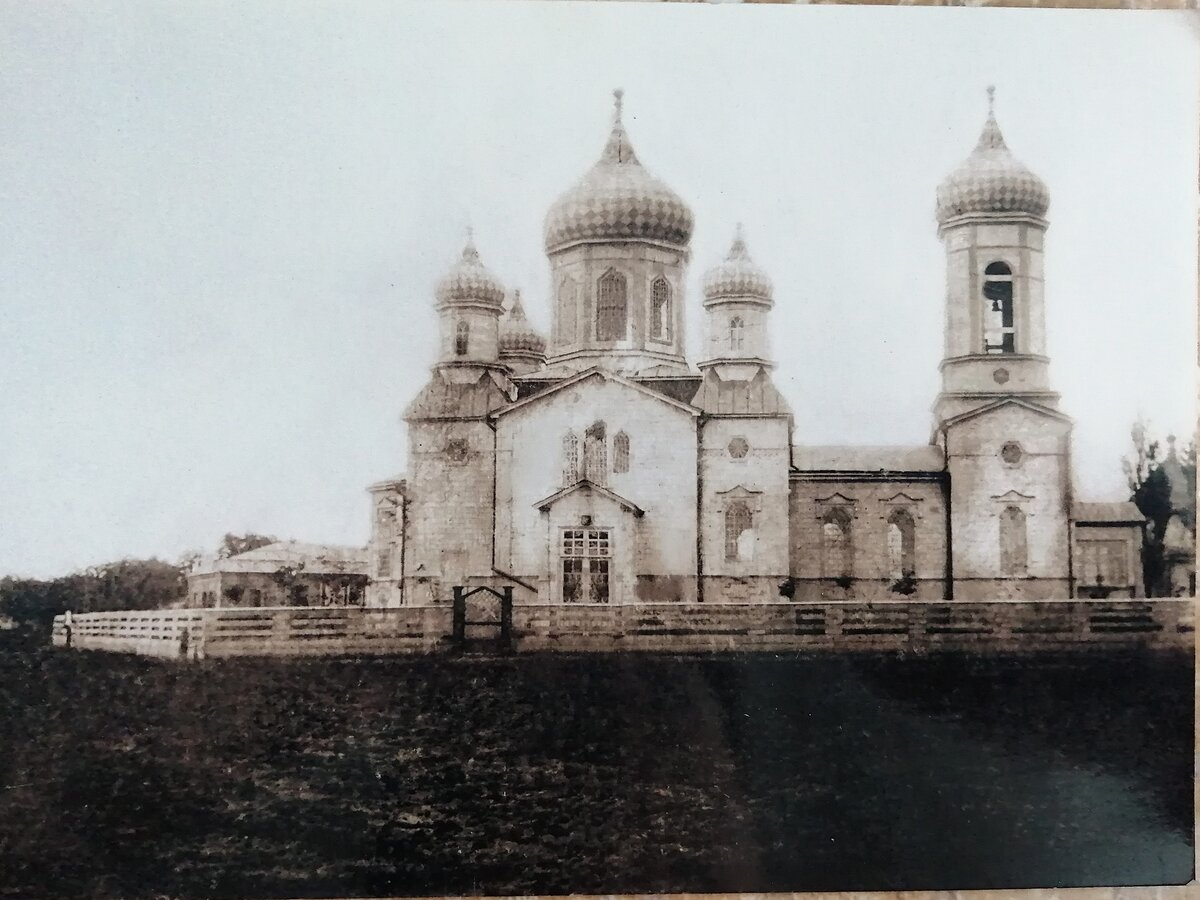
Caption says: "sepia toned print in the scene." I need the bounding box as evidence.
[0,4,1195,899]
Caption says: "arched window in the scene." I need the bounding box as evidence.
[887,508,917,580]
[596,269,627,341]
[558,277,578,345]
[983,262,1015,354]
[613,431,630,473]
[562,431,579,486]
[454,320,469,356]
[725,502,753,562]
[999,505,1028,576]
[821,508,853,579]
[650,277,671,341]
[729,316,745,352]
[584,420,607,484]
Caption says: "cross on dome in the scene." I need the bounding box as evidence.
[935,85,1049,224]
[601,87,638,165]
[543,90,693,252]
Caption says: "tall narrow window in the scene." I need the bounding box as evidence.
[584,420,607,484]
[999,505,1028,576]
[596,269,627,341]
[650,277,671,341]
[886,509,917,580]
[983,262,1015,354]
[562,431,579,486]
[558,277,578,345]
[454,320,469,356]
[821,508,853,579]
[613,431,630,473]
[729,316,745,352]
[725,502,753,562]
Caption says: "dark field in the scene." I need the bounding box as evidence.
[0,634,1192,899]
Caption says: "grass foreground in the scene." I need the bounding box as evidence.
[0,632,1192,898]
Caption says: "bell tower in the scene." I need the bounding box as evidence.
[934,87,1060,425]
[932,88,1073,601]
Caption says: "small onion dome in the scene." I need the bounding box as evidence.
[435,231,505,307]
[498,290,546,355]
[703,225,773,303]
[936,87,1049,226]
[544,90,694,253]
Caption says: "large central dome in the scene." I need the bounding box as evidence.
[544,91,694,253]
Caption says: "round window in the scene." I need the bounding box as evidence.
[993,368,1011,385]
[1000,441,1023,465]
[728,437,750,459]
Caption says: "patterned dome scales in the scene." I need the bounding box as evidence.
[544,90,694,252]
[499,291,546,355]
[936,87,1049,225]
[703,224,773,303]
[435,231,506,307]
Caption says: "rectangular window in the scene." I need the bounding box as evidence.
[561,528,611,603]
[589,559,610,604]
[562,558,584,603]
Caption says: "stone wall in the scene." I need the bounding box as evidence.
[944,402,1072,599]
[788,477,948,602]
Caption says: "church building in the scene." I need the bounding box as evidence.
[364,89,1146,609]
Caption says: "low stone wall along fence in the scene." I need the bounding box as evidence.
[51,599,1194,660]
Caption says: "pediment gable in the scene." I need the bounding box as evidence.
[497,367,698,419]
[939,397,1072,433]
[533,479,645,517]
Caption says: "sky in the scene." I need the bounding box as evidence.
[0,2,1196,579]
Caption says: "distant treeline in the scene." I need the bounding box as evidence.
[1,559,185,632]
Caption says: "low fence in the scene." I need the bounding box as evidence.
[52,606,452,660]
[52,599,1194,660]
[512,600,1194,653]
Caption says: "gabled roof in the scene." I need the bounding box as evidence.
[367,476,406,494]
[793,445,945,473]
[533,479,645,517]
[691,368,791,416]
[1072,501,1146,525]
[404,369,512,420]
[496,367,698,418]
[190,541,369,577]
[938,396,1072,431]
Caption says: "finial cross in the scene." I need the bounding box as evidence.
[986,84,996,115]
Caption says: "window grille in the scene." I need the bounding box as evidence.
[597,269,627,341]
[561,528,611,603]
[562,431,579,486]
[725,502,753,561]
[613,431,630,473]
[651,277,670,340]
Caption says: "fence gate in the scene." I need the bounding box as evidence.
[451,586,513,654]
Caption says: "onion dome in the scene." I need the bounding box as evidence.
[703,224,773,303]
[498,290,546,355]
[544,90,694,253]
[936,87,1049,226]
[435,230,505,307]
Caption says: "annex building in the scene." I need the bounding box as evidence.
[193,89,1148,613]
